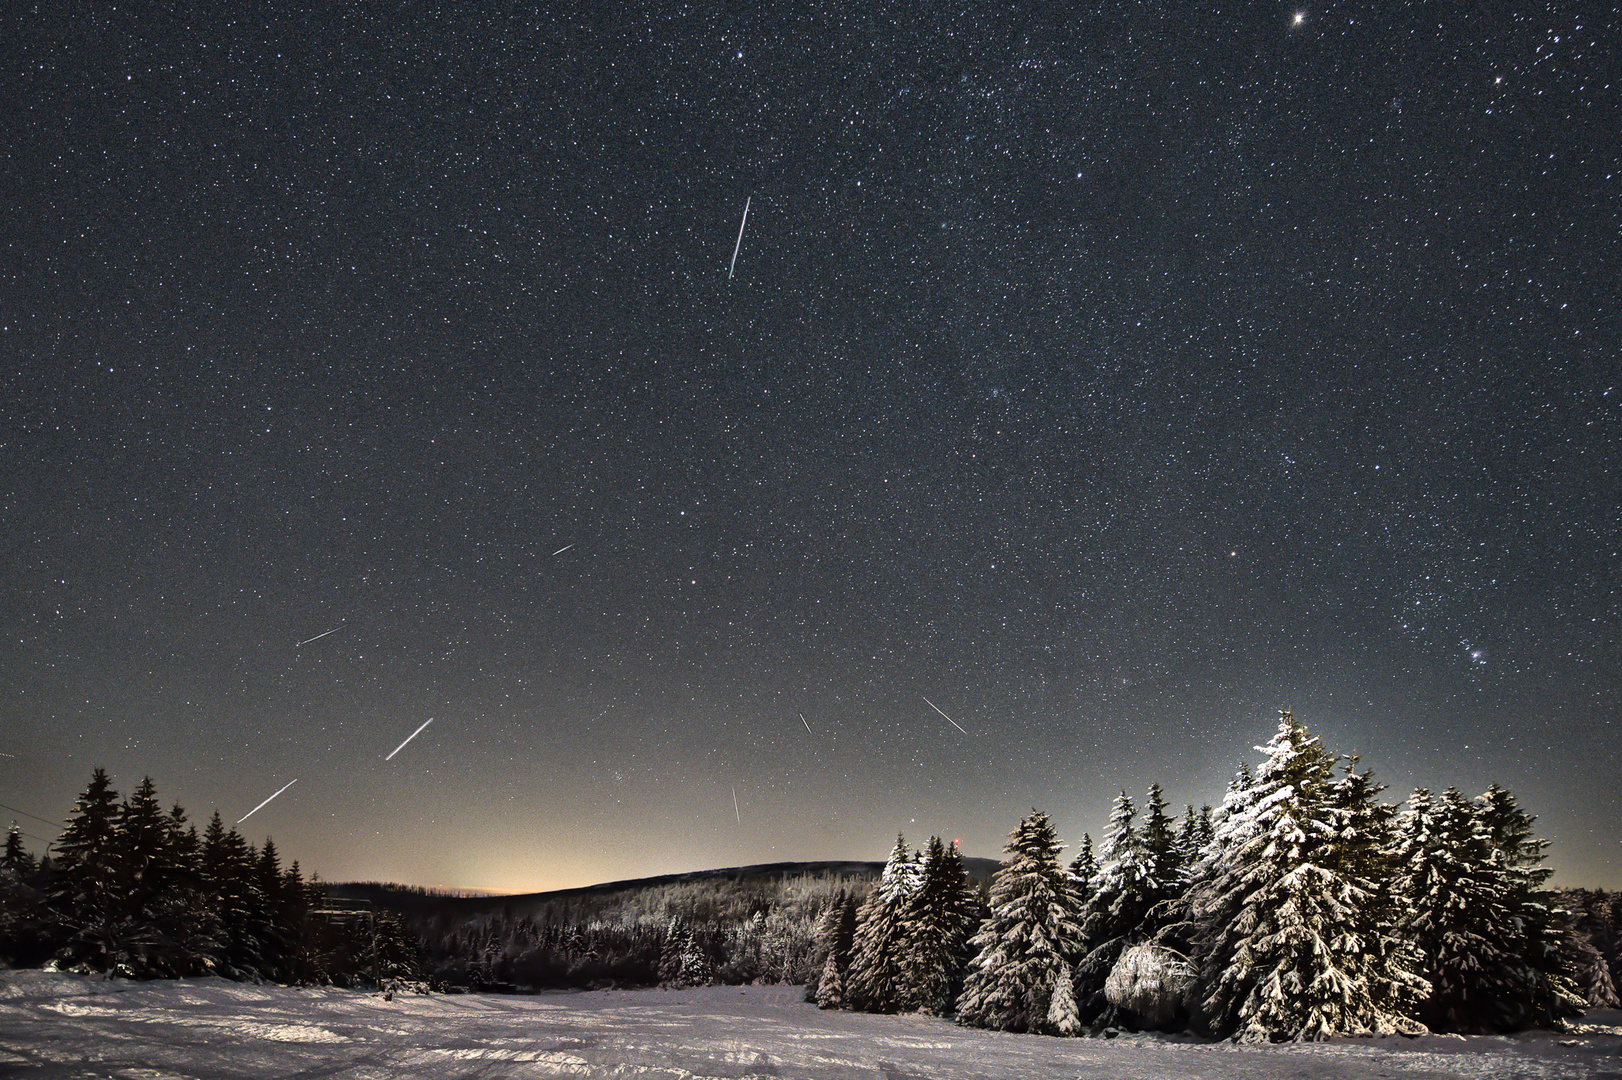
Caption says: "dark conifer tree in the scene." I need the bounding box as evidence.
[2,824,32,875]
[203,816,268,976]
[0,823,47,966]
[51,768,122,928]
[166,805,200,887]
[116,776,173,915]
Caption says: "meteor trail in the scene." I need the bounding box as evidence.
[732,785,741,824]
[552,543,575,556]
[295,626,343,647]
[922,696,969,735]
[727,196,750,279]
[237,779,297,824]
[385,718,435,760]
[800,713,813,735]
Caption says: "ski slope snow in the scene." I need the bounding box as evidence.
[3,970,1618,1078]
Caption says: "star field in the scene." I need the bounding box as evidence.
[1,1,1617,892]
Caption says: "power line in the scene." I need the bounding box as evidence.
[0,801,63,830]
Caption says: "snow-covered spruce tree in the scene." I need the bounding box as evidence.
[1563,923,1621,1008]
[845,835,920,1012]
[1047,960,1082,1036]
[899,837,983,1014]
[1172,806,1214,890]
[1475,784,1583,1030]
[1394,787,1521,1032]
[956,810,1083,1034]
[659,916,691,985]
[1148,775,1254,962]
[1075,790,1161,1023]
[1396,785,1581,1032]
[816,948,847,1008]
[1210,762,1257,844]
[1323,759,1428,1028]
[1142,785,1181,907]
[879,836,925,904]
[1067,833,1098,907]
[1183,711,1426,1042]
[1561,889,1622,1008]
[808,890,859,1005]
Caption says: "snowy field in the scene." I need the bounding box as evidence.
[3,971,1620,1080]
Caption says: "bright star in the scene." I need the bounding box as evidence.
[1293,11,1306,25]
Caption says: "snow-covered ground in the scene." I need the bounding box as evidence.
[3,970,1619,1079]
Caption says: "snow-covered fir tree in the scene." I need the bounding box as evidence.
[1047,960,1082,1036]
[1475,784,1583,1030]
[877,834,925,904]
[1561,889,1622,1008]
[1564,924,1620,1008]
[956,809,1083,1034]
[845,835,920,1012]
[1209,762,1257,851]
[1323,759,1428,1028]
[1182,711,1426,1042]
[659,916,692,985]
[1075,790,1160,1021]
[1067,833,1098,904]
[815,948,846,1008]
[1394,787,1518,1031]
[1397,785,1581,1031]
[806,890,858,1005]
[898,837,983,1014]
[1172,806,1214,889]
[1142,784,1181,907]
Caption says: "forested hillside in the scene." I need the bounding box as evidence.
[6,711,1620,1044]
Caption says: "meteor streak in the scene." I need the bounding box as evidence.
[732,785,741,824]
[727,196,750,279]
[800,713,813,735]
[237,779,297,824]
[385,718,435,760]
[922,696,969,735]
[552,543,575,556]
[295,626,343,647]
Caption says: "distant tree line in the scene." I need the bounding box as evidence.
[0,768,421,988]
[7,712,1619,1047]
[808,711,1618,1041]
[405,874,857,992]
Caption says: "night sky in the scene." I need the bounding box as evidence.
[2,2,1617,894]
